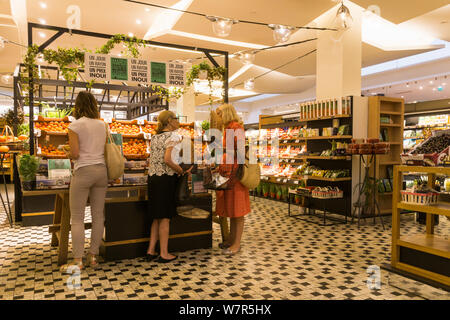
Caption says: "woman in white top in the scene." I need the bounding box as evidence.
[62,91,107,271]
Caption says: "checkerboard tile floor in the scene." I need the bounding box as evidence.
[0,194,449,300]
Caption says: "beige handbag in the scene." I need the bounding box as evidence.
[104,123,125,180]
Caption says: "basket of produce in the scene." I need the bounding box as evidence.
[296,186,314,197]
[401,131,450,166]
[400,190,439,205]
[35,121,69,134]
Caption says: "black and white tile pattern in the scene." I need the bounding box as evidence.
[0,191,449,300]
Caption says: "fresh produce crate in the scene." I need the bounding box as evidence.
[402,131,450,166]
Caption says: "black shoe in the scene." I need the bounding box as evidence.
[145,254,159,262]
[156,256,178,263]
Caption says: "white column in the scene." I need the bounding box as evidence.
[176,86,196,123]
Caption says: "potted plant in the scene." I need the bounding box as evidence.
[186,62,226,105]
[18,154,39,190]
[262,183,269,198]
[276,185,282,200]
[270,184,276,199]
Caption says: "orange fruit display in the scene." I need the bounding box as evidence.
[110,122,141,135]
[122,138,147,156]
[141,124,157,135]
[40,144,66,157]
[0,145,9,153]
[35,121,69,133]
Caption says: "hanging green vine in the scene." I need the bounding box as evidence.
[186,61,226,105]
[96,34,146,58]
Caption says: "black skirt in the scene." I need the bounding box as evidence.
[148,174,179,219]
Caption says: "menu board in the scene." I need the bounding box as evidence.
[84,53,186,87]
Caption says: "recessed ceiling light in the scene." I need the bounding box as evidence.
[419,86,423,90]
[38,18,46,24]
[136,19,142,25]
[443,83,447,86]
[429,81,433,84]
[401,96,404,98]
[40,2,47,9]
[128,32,134,37]
[145,8,150,12]
[39,32,46,38]
[432,88,436,91]
[413,101,417,103]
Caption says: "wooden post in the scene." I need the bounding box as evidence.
[57,193,71,266]
[426,173,436,235]
[391,165,402,267]
[51,194,62,247]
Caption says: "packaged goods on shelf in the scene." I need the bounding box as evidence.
[36,175,71,189]
[124,160,148,170]
[312,187,343,199]
[123,173,147,185]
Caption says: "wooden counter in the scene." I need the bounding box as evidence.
[22,186,212,265]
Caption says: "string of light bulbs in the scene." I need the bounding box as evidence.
[123,0,348,43]
[234,49,317,91]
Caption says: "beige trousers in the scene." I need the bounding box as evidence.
[69,164,108,259]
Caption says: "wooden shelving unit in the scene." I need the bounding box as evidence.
[392,165,450,287]
[368,96,404,215]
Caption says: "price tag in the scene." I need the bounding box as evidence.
[34,129,41,137]
[33,115,38,121]
[68,116,75,122]
[137,119,144,125]
[294,180,299,185]
[104,118,112,124]
[45,135,50,142]
[283,179,287,183]
[37,147,41,154]
[295,140,299,143]
[283,140,287,143]
[144,133,151,140]
[291,160,295,163]
[277,178,281,182]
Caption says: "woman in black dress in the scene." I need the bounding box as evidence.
[146,110,190,263]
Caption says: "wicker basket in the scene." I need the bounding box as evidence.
[401,190,439,205]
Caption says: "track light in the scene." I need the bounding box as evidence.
[206,16,239,37]
[268,24,296,43]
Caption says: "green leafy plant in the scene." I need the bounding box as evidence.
[186,61,227,105]
[18,155,39,181]
[201,120,210,132]
[2,109,24,128]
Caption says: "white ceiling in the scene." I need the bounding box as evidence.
[0,0,449,106]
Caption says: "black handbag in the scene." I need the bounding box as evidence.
[175,173,190,203]
[202,166,238,190]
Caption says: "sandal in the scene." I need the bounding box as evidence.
[60,260,83,274]
[86,253,100,268]
[218,242,231,249]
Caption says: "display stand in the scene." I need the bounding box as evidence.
[288,189,347,226]
[352,154,385,230]
[368,96,404,215]
[12,22,229,224]
[390,165,449,288]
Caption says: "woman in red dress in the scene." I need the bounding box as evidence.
[215,104,251,255]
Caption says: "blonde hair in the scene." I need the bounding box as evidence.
[156,110,177,134]
[216,104,242,127]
